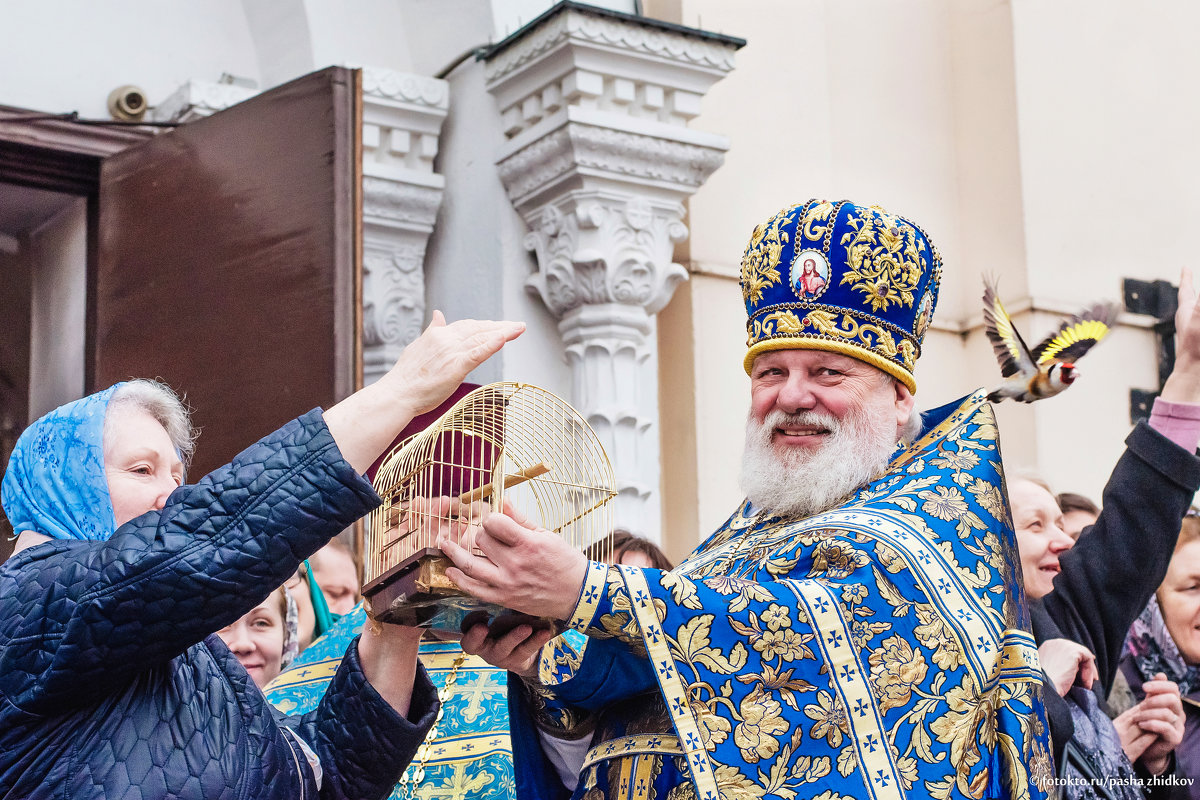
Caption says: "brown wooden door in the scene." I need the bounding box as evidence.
[92,67,362,479]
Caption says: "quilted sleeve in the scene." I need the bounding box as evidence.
[295,636,438,800]
[0,409,381,713]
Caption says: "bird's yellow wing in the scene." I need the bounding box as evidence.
[982,276,1035,378]
[1032,303,1120,365]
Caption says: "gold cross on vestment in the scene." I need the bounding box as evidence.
[416,763,494,800]
[448,670,506,725]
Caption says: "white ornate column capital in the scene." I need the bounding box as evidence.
[522,199,689,319]
[359,67,450,384]
[483,2,743,537]
[484,4,741,317]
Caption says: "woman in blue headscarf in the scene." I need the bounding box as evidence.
[0,313,528,800]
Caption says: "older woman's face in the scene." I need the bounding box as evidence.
[1158,538,1200,665]
[103,405,183,528]
[217,596,286,688]
[1010,479,1075,600]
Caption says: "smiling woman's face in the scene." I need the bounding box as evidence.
[1009,479,1075,600]
[217,593,287,688]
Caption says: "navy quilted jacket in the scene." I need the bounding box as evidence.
[0,409,438,799]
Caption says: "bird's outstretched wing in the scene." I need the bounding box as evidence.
[1032,303,1120,365]
[982,276,1036,378]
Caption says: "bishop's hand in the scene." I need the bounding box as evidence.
[439,500,589,623]
[458,621,555,680]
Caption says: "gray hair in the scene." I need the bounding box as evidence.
[105,379,197,468]
[1008,468,1054,496]
[899,404,923,445]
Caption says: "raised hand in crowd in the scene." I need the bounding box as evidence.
[325,312,524,473]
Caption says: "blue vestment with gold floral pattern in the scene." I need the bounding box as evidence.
[510,392,1053,800]
[266,605,515,800]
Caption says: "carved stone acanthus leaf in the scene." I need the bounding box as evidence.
[524,200,688,318]
[497,123,727,206]
[361,67,449,109]
[362,177,443,228]
[484,9,737,83]
[362,244,425,349]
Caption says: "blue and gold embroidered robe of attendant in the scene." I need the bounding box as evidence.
[510,391,1054,800]
[267,605,515,800]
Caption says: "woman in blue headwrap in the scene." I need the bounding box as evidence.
[0,313,527,800]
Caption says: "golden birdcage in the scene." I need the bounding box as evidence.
[363,382,617,634]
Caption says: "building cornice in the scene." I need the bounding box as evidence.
[496,118,727,211]
[482,1,744,84]
[150,81,257,124]
[361,66,449,110]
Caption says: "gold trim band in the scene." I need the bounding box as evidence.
[619,565,721,800]
[568,560,610,632]
[744,337,916,393]
[791,580,906,800]
[417,732,512,766]
[583,733,685,769]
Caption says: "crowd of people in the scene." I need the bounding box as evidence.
[3,197,1200,800]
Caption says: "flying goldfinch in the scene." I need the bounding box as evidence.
[982,277,1119,404]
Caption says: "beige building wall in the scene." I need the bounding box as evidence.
[653,0,1198,557]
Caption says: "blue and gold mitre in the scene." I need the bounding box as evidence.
[741,199,943,392]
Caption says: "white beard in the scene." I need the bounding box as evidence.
[739,406,899,520]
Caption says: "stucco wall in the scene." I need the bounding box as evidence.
[2,2,262,116]
[654,0,1196,553]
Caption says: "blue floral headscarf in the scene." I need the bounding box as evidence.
[2,384,124,541]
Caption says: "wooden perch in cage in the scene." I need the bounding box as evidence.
[459,461,551,504]
[382,462,553,528]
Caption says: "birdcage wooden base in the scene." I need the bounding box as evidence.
[362,549,557,637]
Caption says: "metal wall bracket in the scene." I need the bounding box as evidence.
[1124,278,1177,424]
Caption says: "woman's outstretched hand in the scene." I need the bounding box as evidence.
[324,313,524,474]
[381,312,525,418]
